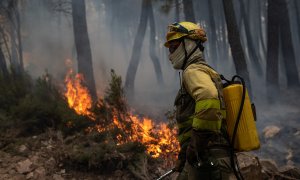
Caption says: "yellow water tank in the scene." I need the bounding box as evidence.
[223,83,260,152]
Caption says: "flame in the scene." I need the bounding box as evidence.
[64,68,95,119]
[63,65,179,159]
[106,114,179,158]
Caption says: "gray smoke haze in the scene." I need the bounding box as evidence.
[20,0,300,166]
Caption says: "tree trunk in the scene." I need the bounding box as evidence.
[266,0,280,100]
[7,0,21,74]
[125,0,149,94]
[15,0,23,72]
[71,0,97,100]
[9,25,19,71]
[0,46,8,78]
[279,0,300,87]
[175,0,180,22]
[148,1,163,85]
[182,0,196,22]
[222,0,252,95]
[295,0,300,42]
[257,0,267,59]
[207,0,219,69]
[240,0,263,75]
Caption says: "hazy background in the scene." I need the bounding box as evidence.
[17,0,300,167]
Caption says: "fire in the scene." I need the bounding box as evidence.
[64,65,179,159]
[102,114,179,158]
[130,115,179,158]
[64,68,95,119]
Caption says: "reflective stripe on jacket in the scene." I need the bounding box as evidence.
[183,62,226,131]
[175,61,226,145]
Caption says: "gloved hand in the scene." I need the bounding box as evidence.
[186,144,198,166]
[174,141,189,172]
[173,158,186,172]
[186,129,213,166]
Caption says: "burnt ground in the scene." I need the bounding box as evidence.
[0,128,300,180]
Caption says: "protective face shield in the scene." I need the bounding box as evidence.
[168,41,185,70]
[168,39,203,70]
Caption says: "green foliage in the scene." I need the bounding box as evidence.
[0,70,32,111]
[0,71,89,136]
[105,69,127,113]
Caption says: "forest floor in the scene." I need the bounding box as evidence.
[254,88,300,167]
[0,127,300,180]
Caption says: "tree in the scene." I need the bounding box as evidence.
[266,0,300,100]
[125,0,164,96]
[71,0,97,100]
[175,0,180,22]
[295,0,300,44]
[279,0,300,87]
[266,0,280,99]
[222,0,252,94]
[182,0,195,22]
[239,0,263,75]
[0,45,8,77]
[207,0,219,68]
[148,0,163,85]
[125,0,149,95]
[0,0,24,74]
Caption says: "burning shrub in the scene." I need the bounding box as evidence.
[61,69,178,176]
[0,67,179,176]
[0,71,90,136]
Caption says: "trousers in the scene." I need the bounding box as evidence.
[177,149,236,180]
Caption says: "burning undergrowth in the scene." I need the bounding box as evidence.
[60,67,179,175]
[63,67,178,157]
[0,67,179,177]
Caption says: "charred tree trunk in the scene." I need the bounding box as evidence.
[266,0,280,100]
[222,0,252,94]
[240,0,263,75]
[125,0,149,94]
[279,0,300,87]
[148,1,163,85]
[182,0,196,22]
[71,0,97,100]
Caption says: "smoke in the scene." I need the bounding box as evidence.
[20,0,300,165]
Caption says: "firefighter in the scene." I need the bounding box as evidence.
[165,22,235,180]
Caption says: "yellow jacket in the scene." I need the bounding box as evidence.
[183,62,225,131]
[175,61,226,146]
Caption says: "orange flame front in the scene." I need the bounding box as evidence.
[64,68,94,119]
[64,66,179,159]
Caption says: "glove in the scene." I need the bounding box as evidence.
[186,143,198,166]
[186,129,213,166]
[173,142,188,172]
[173,158,186,172]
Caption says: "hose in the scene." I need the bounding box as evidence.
[230,75,245,180]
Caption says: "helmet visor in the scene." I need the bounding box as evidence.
[168,22,189,34]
